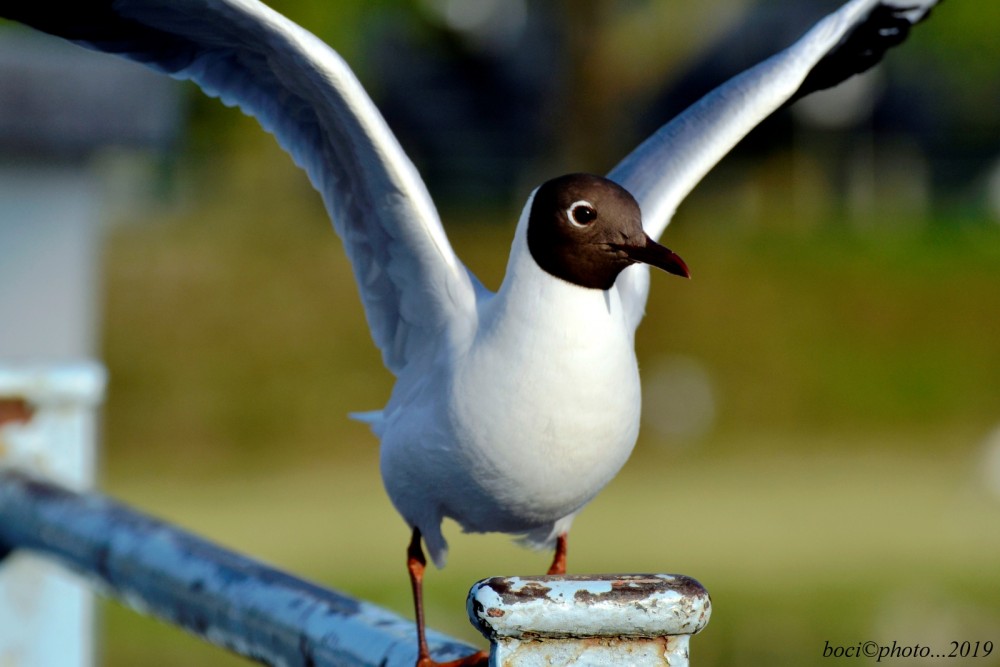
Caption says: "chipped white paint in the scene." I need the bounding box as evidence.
[0,362,106,667]
[468,574,711,666]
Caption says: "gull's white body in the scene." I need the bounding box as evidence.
[376,204,641,565]
[2,0,940,570]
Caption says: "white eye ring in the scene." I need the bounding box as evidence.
[566,200,597,228]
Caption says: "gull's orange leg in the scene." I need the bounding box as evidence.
[407,528,488,667]
[546,532,568,575]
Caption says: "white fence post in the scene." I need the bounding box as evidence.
[0,27,178,667]
[0,363,106,667]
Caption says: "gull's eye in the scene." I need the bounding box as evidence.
[567,201,597,227]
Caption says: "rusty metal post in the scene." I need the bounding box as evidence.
[468,574,711,666]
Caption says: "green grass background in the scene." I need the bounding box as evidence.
[92,129,1000,665]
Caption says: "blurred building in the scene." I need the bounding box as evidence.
[0,29,180,360]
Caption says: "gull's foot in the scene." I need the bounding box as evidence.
[409,528,489,667]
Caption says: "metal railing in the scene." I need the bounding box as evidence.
[0,469,476,666]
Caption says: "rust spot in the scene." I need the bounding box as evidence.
[483,577,553,605]
[573,575,708,605]
[573,577,661,604]
[668,575,708,600]
[575,635,671,649]
[486,607,504,618]
[0,398,34,428]
[484,576,513,596]
[517,582,553,599]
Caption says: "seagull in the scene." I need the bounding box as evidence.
[2,0,940,664]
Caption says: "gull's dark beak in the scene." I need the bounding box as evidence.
[616,233,690,279]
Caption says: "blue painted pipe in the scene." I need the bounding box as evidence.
[0,470,477,666]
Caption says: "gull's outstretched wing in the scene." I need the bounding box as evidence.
[612,0,940,330]
[2,0,480,375]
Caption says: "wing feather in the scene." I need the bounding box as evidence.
[2,0,479,374]
[611,0,939,330]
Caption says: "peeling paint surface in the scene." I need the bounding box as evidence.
[469,574,711,639]
[467,575,710,667]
